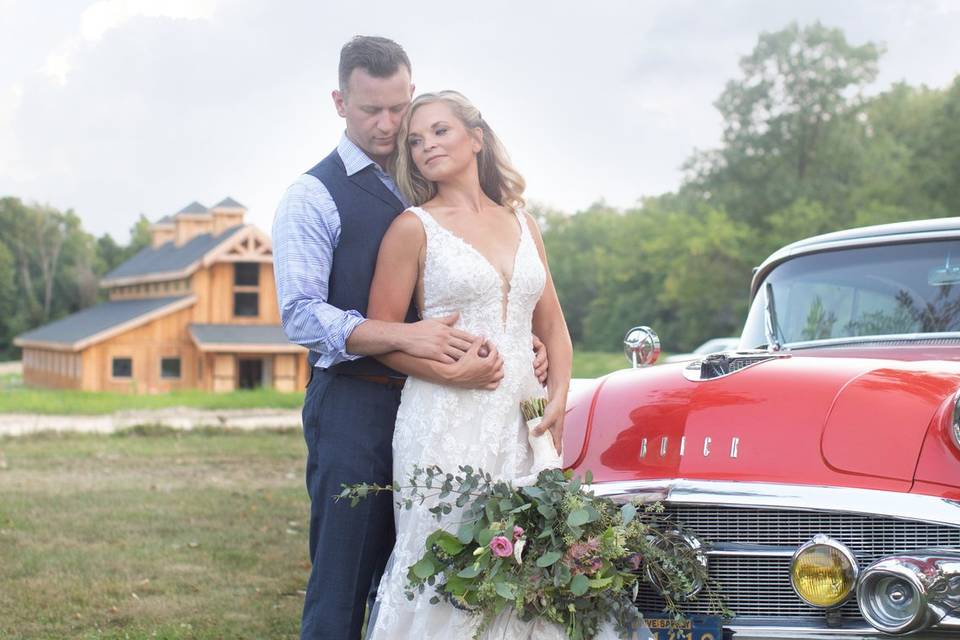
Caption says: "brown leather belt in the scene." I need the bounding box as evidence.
[341,374,407,389]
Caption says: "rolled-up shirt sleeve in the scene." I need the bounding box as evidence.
[272,174,365,369]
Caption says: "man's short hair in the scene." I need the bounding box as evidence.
[338,36,411,93]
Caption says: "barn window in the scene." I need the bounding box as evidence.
[161,357,181,379]
[112,357,132,378]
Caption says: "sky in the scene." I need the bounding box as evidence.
[2,0,960,242]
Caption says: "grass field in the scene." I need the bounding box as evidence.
[0,351,633,638]
[0,381,305,415]
[571,350,629,378]
[0,429,310,639]
[0,352,627,416]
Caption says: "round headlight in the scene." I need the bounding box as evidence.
[790,535,858,608]
[857,561,930,634]
[860,575,921,631]
[645,531,706,599]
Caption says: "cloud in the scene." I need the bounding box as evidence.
[1,0,958,243]
[43,0,218,84]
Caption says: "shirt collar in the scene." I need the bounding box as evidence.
[337,133,387,177]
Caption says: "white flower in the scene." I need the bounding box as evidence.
[513,537,526,565]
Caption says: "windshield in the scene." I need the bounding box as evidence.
[741,240,960,348]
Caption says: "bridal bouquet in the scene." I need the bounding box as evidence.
[338,467,729,640]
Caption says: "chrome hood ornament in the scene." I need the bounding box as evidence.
[682,350,790,381]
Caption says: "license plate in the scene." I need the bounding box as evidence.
[641,614,723,640]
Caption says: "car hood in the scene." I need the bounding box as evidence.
[565,354,960,492]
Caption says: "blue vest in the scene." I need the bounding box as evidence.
[304,149,418,376]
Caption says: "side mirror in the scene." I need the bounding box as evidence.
[623,326,660,368]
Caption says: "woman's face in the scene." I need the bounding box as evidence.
[406,100,482,182]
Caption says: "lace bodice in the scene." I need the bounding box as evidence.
[413,205,545,362]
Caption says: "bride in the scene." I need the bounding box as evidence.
[364,90,574,639]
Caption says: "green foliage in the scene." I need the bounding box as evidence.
[0,200,155,360]
[539,23,960,353]
[338,466,730,639]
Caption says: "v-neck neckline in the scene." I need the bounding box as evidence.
[415,205,524,293]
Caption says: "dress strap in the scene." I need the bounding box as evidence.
[405,206,436,232]
[513,207,530,243]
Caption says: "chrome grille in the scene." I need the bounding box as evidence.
[635,505,960,619]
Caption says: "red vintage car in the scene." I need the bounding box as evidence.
[564,217,960,639]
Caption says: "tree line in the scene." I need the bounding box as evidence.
[538,21,960,352]
[2,22,959,360]
[0,200,151,359]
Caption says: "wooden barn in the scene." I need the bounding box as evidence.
[14,198,309,393]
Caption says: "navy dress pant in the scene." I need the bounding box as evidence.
[300,370,399,640]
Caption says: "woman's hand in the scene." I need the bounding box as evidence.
[532,397,565,454]
[532,334,548,384]
[449,338,504,390]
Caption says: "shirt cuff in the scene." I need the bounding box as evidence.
[339,313,367,360]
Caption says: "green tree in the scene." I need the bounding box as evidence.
[0,241,17,359]
[538,202,623,345]
[0,198,98,326]
[686,22,884,227]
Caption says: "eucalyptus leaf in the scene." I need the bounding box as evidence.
[477,528,495,547]
[435,533,464,555]
[522,486,545,499]
[567,509,590,527]
[570,574,590,596]
[456,522,475,544]
[536,551,563,567]
[537,504,557,520]
[495,582,516,600]
[457,563,482,579]
[412,558,436,579]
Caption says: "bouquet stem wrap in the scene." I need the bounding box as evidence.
[517,394,563,486]
[526,415,563,471]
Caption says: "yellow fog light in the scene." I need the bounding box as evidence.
[790,535,858,608]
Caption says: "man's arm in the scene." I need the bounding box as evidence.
[272,176,365,369]
[273,177,476,365]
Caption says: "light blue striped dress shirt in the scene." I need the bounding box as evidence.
[272,133,409,369]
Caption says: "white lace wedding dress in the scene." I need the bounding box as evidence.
[366,207,641,640]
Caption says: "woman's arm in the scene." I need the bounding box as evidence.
[526,211,574,452]
[368,212,504,389]
[346,211,479,363]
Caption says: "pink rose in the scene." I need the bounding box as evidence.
[513,526,524,540]
[489,535,514,558]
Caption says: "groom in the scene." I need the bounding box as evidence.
[273,36,544,640]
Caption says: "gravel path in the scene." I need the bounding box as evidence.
[0,361,22,375]
[0,375,593,438]
[0,407,302,437]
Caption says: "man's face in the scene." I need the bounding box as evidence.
[333,67,413,165]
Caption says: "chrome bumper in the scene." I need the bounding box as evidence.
[587,479,960,637]
[722,621,960,639]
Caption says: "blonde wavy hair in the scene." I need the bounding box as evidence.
[393,91,526,209]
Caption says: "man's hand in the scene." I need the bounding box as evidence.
[532,334,548,384]
[532,396,565,453]
[449,338,504,390]
[397,313,478,363]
